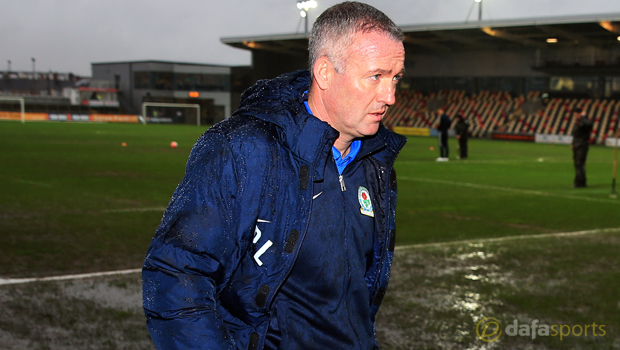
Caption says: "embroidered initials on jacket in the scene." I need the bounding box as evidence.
[253,219,271,266]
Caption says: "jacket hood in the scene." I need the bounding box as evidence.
[233,70,339,166]
[234,70,310,127]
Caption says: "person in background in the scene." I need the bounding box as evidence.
[436,107,451,161]
[141,2,407,349]
[571,107,593,188]
[454,113,469,159]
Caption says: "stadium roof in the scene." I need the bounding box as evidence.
[221,12,620,56]
[91,60,231,68]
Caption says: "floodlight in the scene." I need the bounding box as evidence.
[467,0,482,22]
[546,38,558,43]
[296,0,317,34]
[297,0,317,11]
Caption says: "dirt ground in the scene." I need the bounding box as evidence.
[2,238,619,349]
[0,273,153,350]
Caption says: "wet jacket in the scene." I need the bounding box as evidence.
[572,115,593,149]
[142,70,407,350]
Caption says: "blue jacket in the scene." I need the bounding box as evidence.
[142,70,407,350]
[437,113,451,134]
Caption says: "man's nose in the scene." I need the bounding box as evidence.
[377,82,396,106]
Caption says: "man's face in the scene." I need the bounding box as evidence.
[323,31,405,143]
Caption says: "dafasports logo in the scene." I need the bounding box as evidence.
[476,317,606,342]
[476,317,502,342]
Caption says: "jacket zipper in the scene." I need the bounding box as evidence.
[338,174,346,191]
[368,138,406,307]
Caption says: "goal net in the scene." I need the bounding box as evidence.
[0,97,25,123]
[141,102,201,126]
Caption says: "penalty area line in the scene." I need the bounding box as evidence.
[102,207,166,213]
[400,176,620,204]
[395,227,620,251]
[0,268,142,286]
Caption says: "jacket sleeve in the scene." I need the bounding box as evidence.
[142,131,244,350]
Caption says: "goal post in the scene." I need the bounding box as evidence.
[611,129,620,199]
[141,102,201,126]
[0,96,25,123]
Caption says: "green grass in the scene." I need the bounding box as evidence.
[0,121,206,277]
[394,137,620,245]
[2,121,619,276]
[1,120,620,349]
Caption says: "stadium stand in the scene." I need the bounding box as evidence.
[221,11,620,145]
[386,90,620,145]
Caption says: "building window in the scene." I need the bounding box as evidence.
[195,74,229,91]
[134,72,150,89]
[134,71,229,91]
[175,73,195,90]
[549,76,595,92]
[525,77,547,93]
[153,72,173,90]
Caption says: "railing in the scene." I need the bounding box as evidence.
[0,71,88,81]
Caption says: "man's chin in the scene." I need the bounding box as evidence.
[360,125,381,138]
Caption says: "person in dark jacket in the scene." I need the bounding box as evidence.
[436,108,451,161]
[141,2,406,350]
[571,107,593,188]
[454,114,469,159]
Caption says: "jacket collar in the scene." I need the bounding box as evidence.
[358,124,407,167]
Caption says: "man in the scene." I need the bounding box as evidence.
[436,108,451,161]
[571,107,593,188]
[142,2,406,349]
[454,114,469,159]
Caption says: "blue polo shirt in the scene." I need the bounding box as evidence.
[303,97,361,174]
[264,98,376,349]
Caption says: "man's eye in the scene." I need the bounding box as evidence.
[370,74,380,80]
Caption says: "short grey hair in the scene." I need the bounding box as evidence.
[308,1,404,78]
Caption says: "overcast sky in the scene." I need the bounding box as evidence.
[2,0,620,76]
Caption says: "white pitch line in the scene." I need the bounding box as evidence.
[398,158,609,165]
[395,227,620,251]
[0,268,142,286]
[14,178,53,187]
[400,176,620,204]
[397,159,569,165]
[4,228,619,286]
[102,207,166,213]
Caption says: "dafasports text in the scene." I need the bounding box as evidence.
[476,317,607,342]
[505,319,606,340]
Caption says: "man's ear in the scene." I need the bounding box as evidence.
[312,57,332,91]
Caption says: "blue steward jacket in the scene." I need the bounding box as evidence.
[142,70,407,350]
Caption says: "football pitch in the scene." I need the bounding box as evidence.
[1,121,619,349]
